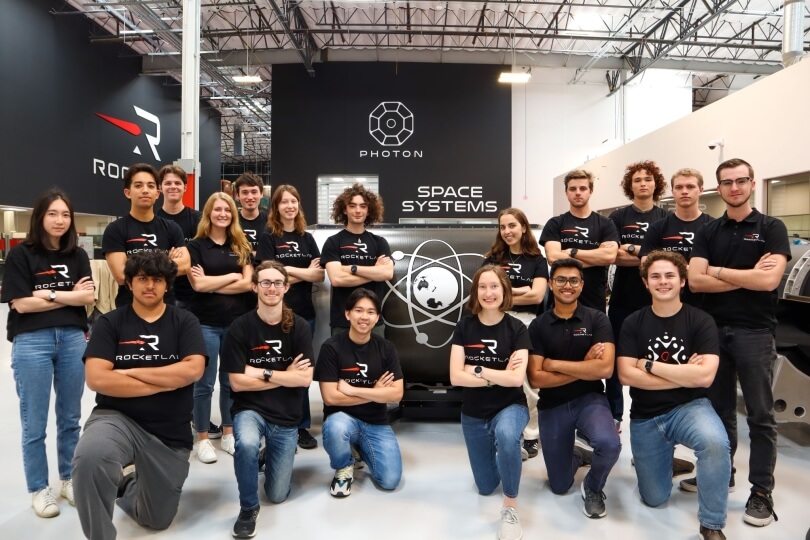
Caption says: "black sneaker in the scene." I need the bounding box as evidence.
[522,439,539,459]
[209,422,223,440]
[232,506,260,538]
[679,476,735,493]
[573,445,593,468]
[699,525,727,540]
[298,428,318,450]
[744,492,778,527]
[672,457,695,476]
[580,477,607,518]
[117,464,136,499]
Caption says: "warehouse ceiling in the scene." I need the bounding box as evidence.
[58,0,808,163]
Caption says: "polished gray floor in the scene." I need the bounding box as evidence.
[1,304,809,539]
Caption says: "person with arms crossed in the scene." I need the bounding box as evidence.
[72,251,206,540]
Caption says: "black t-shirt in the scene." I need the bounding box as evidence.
[528,304,614,410]
[321,229,392,328]
[221,311,314,427]
[1,244,92,341]
[157,206,202,304]
[691,209,791,330]
[617,304,719,419]
[314,332,403,425]
[451,314,530,419]
[101,214,186,307]
[256,231,321,320]
[540,212,619,312]
[609,205,669,311]
[482,254,549,314]
[83,304,207,449]
[639,212,714,308]
[239,211,268,252]
[186,238,254,326]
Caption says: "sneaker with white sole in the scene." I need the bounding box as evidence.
[60,479,75,506]
[581,476,607,518]
[351,445,364,469]
[221,434,235,455]
[195,439,218,463]
[232,505,260,538]
[498,506,523,540]
[330,465,354,498]
[32,487,60,518]
[679,476,735,493]
[743,492,778,527]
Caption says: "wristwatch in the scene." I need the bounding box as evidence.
[474,366,483,378]
[627,244,636,255]
[570,248,579,258]
[263,369,274,381]
[644,360,654,373]
[49,290,57,302]
[350,265,358,275]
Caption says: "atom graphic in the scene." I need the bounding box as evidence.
[381,239,485,348]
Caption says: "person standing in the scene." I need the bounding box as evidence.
[449,265,530,540]
[483,208,548,460]
[687,158,790,527]
[222,261,314,538]
[233,172,267,254]
[187,192,254,463]
[257,184,324,450]
[321,183,393,335]
[2,189,95,518]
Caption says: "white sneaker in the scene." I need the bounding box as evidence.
[60,479,75,506]
[195,439,218,463]
[32,487,60,518]
[221,434,235,455]
[499,506,522,540]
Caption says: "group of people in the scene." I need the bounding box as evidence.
[3,157,788,540]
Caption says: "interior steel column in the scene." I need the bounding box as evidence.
[181,0,202,208]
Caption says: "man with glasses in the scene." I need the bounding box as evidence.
[527,258,621,519]
[221,261,314,538]
[687,158,790,527]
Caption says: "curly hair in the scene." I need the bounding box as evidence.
[466,264,513,314]
[639,250,688,281]
[268,184,308,236]
[195,192,253,266]
[124,251,178,289]
[485,208,542,263]
[621,161,667,201]
[254,260,294,333]
[331,183,384,226]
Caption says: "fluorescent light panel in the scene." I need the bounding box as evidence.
[499,71,531,83]
[233,75,262,84]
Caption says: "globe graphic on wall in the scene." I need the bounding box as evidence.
[412,266,459,311]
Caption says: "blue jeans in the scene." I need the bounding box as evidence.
[12,327,86,492]
[709,326,777,495]
[299,318,316,430]
[322,412,402,490]
[539,392,621,494]
[460,404,529,498]
[233,410,298,509]
[193,325,233,430]
[630,398,730,530]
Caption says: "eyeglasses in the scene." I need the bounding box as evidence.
[258,280,286,289]
[718,177,751,188]
[552,276,582,287]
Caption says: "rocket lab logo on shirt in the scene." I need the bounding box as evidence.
[119,335,159,351]
[744,233,764,242]
[251,340,283,355]
[341,240,369,254]
[279,241,300,252]
[95,106,162,161]
[663,232,695,245]
[561,227,589,238]
[572,327,591,337]
[506,263,522,274]
[623,222,649,233]
[465,339,498,355]
[646,332,686,364]
[127,234,158,247]
[35,265,70,279]
[244,229,257,242]
[341,362,369,378]
[115,334,178,362]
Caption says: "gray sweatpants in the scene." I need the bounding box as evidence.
[72,409,191,540]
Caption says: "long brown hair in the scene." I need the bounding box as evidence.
[25,188,79,254]
[268,184,307,236]
[466,265,513,314]
[195,192,252,266]
[485,208,542,263]
[254,260,294,333]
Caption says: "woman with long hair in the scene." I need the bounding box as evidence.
[484,207,548,460]
[257,184,324,449]
[449,265,530,540]
[1,188,95,517]
[187,192,254,463]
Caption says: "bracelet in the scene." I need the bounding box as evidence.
[486,379,492,388]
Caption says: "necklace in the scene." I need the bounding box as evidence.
[508,251,522,264]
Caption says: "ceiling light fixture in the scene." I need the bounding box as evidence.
[499,22,531,84]
[233,48,261,85]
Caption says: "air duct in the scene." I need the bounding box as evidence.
[782,0,805,67]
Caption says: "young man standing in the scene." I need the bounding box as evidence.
[72,251,206,540]
[687,158,790,527]
[314,289,403,498]
[618,251,730,540]
[527,258,621,519]
[102,163,190,308]
[607,161,669,432]
[222,261,314,538]
[540,170,619,312]
[234,172,268,253]
[321,183,394,336]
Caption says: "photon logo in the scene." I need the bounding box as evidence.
[360,101,423,158]
[93,106,162,179]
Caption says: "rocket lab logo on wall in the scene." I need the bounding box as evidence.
[369,102,414,146]
[96,106,162,160]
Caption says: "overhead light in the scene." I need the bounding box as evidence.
[499,70,531,83]
[233,75,262,84]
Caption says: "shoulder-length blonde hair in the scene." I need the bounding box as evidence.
[195,192,253,266]
[268,184,308,237]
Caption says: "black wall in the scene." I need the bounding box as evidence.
[272,63,511,223]
[0,0,221,215]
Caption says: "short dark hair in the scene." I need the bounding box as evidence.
[564,170,594,190]
[234,172,264,193]
[621,160,667,201]
[716,158,754,182]
[345,287,381,313]
[331,183,384,226]
[123,163,159,189]
[466,264,513,314]
[158,164,188,185]
[24,188,79,255]
[639,250,688,280]
[549,258,584,279]
[124,251,178,289]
